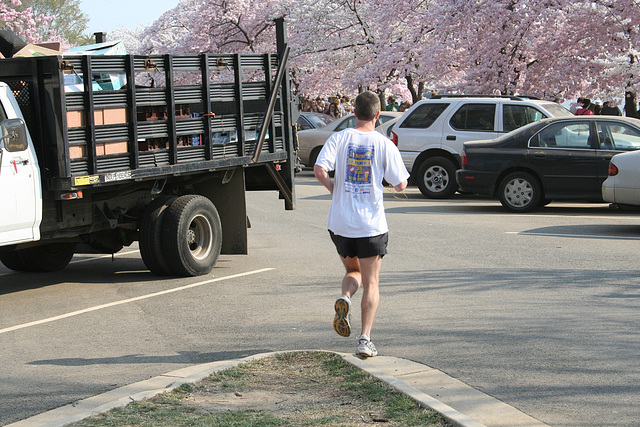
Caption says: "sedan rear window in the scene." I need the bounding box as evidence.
[536,122,591,149]
[335,116,356,131]
[400,103,448,129]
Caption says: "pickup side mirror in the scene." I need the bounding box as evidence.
[0,118,28,152]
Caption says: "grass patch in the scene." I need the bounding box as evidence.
[71,352,450,426]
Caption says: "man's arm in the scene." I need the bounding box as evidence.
[394,180,408,192]
[314,164,334,195]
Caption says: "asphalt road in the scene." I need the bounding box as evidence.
[1,171,639,426]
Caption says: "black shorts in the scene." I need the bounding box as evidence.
[329,231,388,259]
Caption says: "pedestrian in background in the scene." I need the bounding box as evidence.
[327,102,341,118]
[624,91,638,118]
[576,99,594,115]
[570,97,584,114]
[385,96,398,111]
[594,102,602,115]
[314,91,409,358]
[601,101,622,116]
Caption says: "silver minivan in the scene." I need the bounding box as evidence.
[391,95,572,198]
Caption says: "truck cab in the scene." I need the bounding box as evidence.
[0,82,41,245]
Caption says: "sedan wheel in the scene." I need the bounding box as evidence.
[499,172,542,213]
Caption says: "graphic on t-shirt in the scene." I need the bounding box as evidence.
[345,145,373,194]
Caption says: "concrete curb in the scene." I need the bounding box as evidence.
[341,353,486,427]
[7,350,546,427]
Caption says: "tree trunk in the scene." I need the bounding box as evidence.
[406,75,425,104]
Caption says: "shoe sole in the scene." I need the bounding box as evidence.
[356,348,378,357]
[333,298,351,337]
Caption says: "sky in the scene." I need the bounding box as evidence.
[80,0,181,36]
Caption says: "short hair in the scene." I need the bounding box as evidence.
[354,91,380,121]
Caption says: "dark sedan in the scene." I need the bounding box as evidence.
[456,116,640,212]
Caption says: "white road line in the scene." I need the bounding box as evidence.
[0,268,274,335]
[506,231,640,240]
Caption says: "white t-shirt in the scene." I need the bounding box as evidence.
[315,128,410,238]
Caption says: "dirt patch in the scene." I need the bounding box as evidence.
[74,352,449,426]
[173,352,447,425]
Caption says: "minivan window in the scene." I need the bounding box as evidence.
[540,102,573,118]
[400,103,448,129]
[503,105,546,132]
[450,104,495,131]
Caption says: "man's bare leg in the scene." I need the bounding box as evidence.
[340,256,361,297]
[358,255,382,338]
[334,256,361,337]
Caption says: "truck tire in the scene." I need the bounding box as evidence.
[162,195,222,276]
[139,196,177,276]
[19,243,75,272]
[416,157,457,199]
[0,249,29,272]
[498,171,542,213]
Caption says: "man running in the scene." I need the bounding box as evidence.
[314,91,409,357]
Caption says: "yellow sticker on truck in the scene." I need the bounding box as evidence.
[73,175,100,186]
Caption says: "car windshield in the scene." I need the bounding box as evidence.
[306,114,335,128]
[379,114,398,124]
[540,102,573,117]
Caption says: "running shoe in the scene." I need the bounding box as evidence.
[356,335,378,357]
[333,295,351,337]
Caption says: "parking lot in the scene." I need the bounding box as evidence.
[1,171,639,426]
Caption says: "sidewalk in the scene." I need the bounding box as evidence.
[7,351,548,427]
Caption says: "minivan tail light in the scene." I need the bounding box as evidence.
[608,162,618,176]
[390,131,398,146]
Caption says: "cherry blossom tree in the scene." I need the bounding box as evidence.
[137,0,282,55]
[427,0,640,100]
[0,0,59,44]
[131,0,640,103]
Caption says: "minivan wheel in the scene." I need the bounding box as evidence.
[498,172,542,213]
[416,157,457,199]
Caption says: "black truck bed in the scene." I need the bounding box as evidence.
[0,44,294,194]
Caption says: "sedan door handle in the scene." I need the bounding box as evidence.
[446,135,456,141]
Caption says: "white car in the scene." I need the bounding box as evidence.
[297,112,403,167]
[391,95,573,198]
[375,115,403,138]
[602,150,640,207]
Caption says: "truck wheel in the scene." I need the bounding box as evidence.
[139,196,177,276]
[162,195,222,276]
[498,172,542,213]
[0,249,29,272]
[416,157,457,199]
[19,243,75,272]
